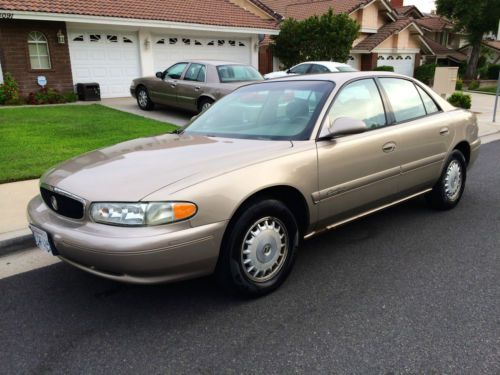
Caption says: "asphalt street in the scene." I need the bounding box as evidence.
[1,142,499,374]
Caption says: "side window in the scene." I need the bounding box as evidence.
[184,63,206,82]
[328,79,386,129]
[309,64,329,74]
[164,63,188,79]
[416,85,440,115]
[379,78,426,122]
[289,64,310,74]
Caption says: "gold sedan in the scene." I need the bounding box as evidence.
[28,72,480,296]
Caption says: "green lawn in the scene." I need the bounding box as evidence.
[0,104,177,183]
[474,86,498,94]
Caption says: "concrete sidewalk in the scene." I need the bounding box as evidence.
[1,92,499,255]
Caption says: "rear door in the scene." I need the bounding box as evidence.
[176,63,207,111]
[315,78,401,227]
[378,78,451,195]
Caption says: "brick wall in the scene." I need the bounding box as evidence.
[0,19,73,96]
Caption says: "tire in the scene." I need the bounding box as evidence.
[426,149,467,210]
[198,97,214,113]
[136,86,155,111]
[215,199,299,297]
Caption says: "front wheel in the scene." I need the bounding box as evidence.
[216,199,299,297]
[136,86,155,111]
[426,150,467,210]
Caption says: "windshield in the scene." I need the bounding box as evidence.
[184,80,335,140]
[217,65,263,83]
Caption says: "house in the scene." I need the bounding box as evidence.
[0,0,279,98]
[259,0,435,76]
[259,0,469,76]
[393,8,468,65]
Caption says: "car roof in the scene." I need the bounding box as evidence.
[182,60,250,67]
[297,61,351,67]
[268,71,413,85]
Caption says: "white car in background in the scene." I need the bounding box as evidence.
[263,61,357,80]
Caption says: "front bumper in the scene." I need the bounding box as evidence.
[27,195,227,284]
[130,86,136,98]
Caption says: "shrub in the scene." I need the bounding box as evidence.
[447,92,471,109]
[373,65,394,72]
[414,63,436,85]
[26,88,78,105]
[468,80,479,90]
[455,78,463,91]
[0,72,20,105]
[487,64,500,80]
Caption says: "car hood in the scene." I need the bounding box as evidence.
[41,133,293,202]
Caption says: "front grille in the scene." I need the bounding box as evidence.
[40,186,85,219]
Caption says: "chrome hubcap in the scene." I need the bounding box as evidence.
[241,217,288,282]
[201,102,212,111]
[444,160,462,201]
[138,90,148,107]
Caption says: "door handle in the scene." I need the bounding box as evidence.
[194,86,200,91]
[439,127,449,135]
[170,83,177,88]
[382,142,396,153]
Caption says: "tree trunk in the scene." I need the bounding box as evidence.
[465,42,481,80]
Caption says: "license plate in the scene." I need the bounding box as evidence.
[29,225,53,255]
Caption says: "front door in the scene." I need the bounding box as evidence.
[149,62,188,106]
[315,78,401,227]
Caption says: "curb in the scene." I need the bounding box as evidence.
[0,228,35,257]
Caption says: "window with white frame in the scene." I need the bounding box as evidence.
[27,31,51,70]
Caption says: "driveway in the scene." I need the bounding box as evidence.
[101,97,191,127]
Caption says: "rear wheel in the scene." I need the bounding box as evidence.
[198,98,214,113]
[216,199,299,297]
[426,150,467,210]
[136,86,155,111]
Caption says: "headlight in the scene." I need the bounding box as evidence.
[90,202,197,226]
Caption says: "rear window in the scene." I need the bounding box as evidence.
[217,65,263,83]
[379,78,426,122]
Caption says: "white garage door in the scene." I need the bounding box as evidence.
[68,31,141,98]
[377,54,415,77]
[153,36,251,73]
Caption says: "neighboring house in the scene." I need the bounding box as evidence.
[0,0,278,98]
[259,0,469,76]
[259,0,434,76]
[459,40,500,68]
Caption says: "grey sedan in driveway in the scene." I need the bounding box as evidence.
[130,60,263,113]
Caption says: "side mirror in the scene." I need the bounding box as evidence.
[286,69,291,74]
[320,116,366,138]
[155,71,163,79]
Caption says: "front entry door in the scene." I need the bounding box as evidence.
[315,78,401,227]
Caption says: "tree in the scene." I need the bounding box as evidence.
[436,0,500,79]
[271,9,360,68]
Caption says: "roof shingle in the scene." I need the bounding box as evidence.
[351,18,412,51]
[422,36,467,62]
[415,16,452,32]
[0,0,278,30]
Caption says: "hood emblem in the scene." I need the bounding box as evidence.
[51,196,58,211]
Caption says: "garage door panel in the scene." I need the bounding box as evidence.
[69,31,141,98]
[377,54,415,77]
[153,36,251,73]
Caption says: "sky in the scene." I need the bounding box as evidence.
[404,0,436,14]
